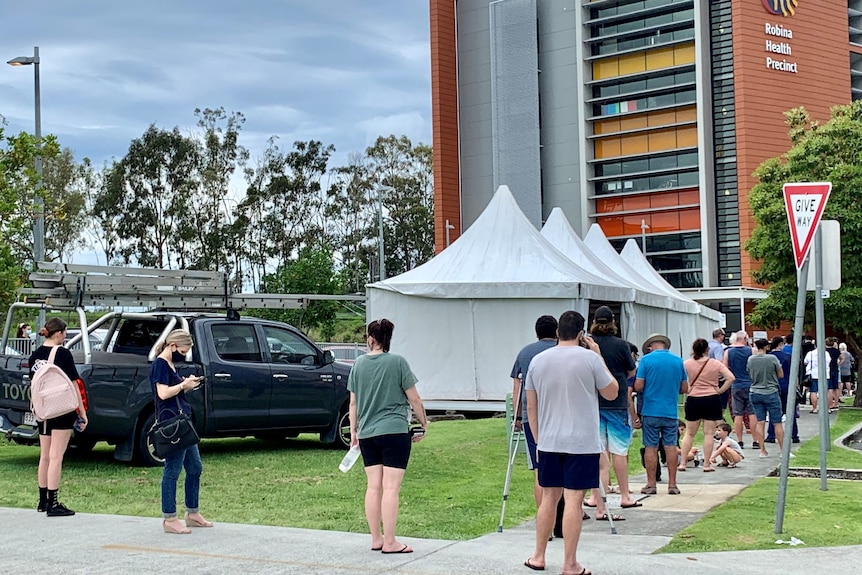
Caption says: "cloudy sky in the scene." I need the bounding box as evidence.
[0,0,432,173]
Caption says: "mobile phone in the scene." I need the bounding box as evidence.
[409,425,425,438]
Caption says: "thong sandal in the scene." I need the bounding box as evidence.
[595,513,625,521]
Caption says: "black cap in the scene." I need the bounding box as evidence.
[594,306,614,324]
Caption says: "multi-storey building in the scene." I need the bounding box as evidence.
[430,0,855,329]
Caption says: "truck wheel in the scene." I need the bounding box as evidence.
[136,412,165,467]
[334,405,351,449]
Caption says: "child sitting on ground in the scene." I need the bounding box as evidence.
[711,422,744,468]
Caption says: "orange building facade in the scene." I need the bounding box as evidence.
[430,0,857,329]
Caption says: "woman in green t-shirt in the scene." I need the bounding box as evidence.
[347,319,428,554]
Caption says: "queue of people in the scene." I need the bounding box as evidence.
[511,309,858,575]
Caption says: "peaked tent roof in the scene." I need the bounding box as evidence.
[620,239,718,317]
[541,208,670,308]
[583,224,697,313]
[371,186,632,300]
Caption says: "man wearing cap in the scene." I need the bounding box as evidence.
[634,334,688,495]
[583,306,639,518]
[523,311,618,575]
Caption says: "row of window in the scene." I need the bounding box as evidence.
[595,125,697,159]
[608,231,701,253]
[596,189,699,214]
[589,0,692,22]
[590,7,693,39]
[595,106,696,135]
[594,150,698,177]
[592,43,695,80]
[593,88,696,118]
[594,168,698,196]
[592,68,695,100]
[597,207,699,236]
[591,25,694,57]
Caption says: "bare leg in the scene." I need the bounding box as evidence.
[613,453,635,506]
[643,447,658,487]
[586,451,609,508]
[774,422,785,452]
[533,472,542,509]
[364,465,383,549]
[560,489,589,575]
[810,391,819,413]
[734,415,744,445]
[702,420,716,469]
[527,486,562,570]
[756,421,768,455]
[663,443,679,489]
[38,435,51,488]
[47,429,72,490]
[380,466,409,551]
[748,414,759,445]
[679,421,700,471]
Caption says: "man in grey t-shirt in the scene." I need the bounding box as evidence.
[523,311,617,575]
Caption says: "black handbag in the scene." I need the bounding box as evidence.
[148,396,200,459]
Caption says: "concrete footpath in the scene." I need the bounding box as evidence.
[3,408,860,574]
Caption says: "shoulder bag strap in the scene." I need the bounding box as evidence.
[47,345,60,365]
[691,358,709,386]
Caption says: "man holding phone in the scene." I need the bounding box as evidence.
[523,311,618,575]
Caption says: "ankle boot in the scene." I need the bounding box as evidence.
[37,487,48,512]
[46,489,75,517]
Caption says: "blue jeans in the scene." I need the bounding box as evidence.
[161,444,203,517]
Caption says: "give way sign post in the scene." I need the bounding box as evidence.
[782,182,832,269]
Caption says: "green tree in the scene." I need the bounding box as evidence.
[93,125,200,268]
[187,108,248,289]
[240,139,334,289]
[746,102,862,405]
[365,135,434,277]
[42,149,90,262]
[258,245,341,339]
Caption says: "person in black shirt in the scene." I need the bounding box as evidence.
[28,317,88,517]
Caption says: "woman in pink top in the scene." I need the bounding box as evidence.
[680,338,735,472]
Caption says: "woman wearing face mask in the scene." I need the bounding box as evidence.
[150,329,211,534]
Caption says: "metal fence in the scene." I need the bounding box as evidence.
[5,338,34,356]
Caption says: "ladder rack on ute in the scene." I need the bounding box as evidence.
[17,262,365,311]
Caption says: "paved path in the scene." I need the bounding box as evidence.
[3,407,860,575]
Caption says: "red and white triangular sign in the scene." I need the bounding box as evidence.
[783,182,832,269]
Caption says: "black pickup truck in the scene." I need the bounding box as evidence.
[0,312,352,465]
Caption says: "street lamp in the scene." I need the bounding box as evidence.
[445,219,456,247]
[640,218,650,254]
[376,185,394,281]
[7,47,44,268]
[8,47,45,333]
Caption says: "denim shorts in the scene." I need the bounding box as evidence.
[750,392,782,423]
[599,410,632,456]
[641,415,679,449]
[809,379,819,393]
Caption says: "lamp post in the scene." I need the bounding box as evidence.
[8,46,45,332]
[640,218,649,253]
[376,185,393,281]
[445,219,455,247]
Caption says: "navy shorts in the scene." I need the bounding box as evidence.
[750,392,782,423]
[359,433,411,469]
[523,422,538,471]
[827,376,839,390]
[809,379,819,393]
[537,451,599,490]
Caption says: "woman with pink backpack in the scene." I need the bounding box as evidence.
[28,317,88,517]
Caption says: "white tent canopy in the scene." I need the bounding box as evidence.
[368,187,720,408]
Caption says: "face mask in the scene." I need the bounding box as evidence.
[172,351,187,363]
[24,329,32,336]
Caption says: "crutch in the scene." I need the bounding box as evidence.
[596,480,618,535]
[498,380,524,532]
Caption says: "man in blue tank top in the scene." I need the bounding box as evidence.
[724,331,757,450]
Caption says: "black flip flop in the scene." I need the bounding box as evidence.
[595,513,625,521]
[620,501,643,509]
[382,544,413,554]
[524,559,545,571]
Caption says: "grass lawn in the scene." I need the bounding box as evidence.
[659,409,862,553]
[0,418,537,540]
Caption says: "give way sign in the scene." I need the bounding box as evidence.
[783,182,832,269]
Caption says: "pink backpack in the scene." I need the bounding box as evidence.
[30,346,80,421]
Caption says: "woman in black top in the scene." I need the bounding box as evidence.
[28,317,88,517]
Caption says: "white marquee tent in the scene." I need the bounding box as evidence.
[367,186,721,408]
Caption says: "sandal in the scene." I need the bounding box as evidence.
[163,519,191,534]
[640,485,657,495]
